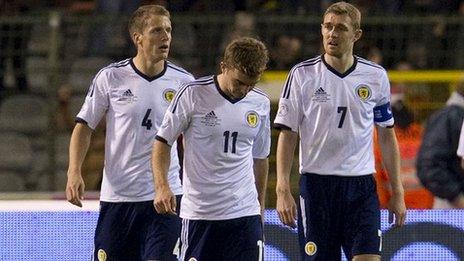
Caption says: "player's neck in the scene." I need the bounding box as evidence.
[323,53,354,74]
[132,55,165,77]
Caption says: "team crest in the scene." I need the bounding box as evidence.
[305,242,317,256]
[188,258,198,261]
[246,111,259,128]
[356,85,371,101]
[97,249,107,261]
[163,89,176,103]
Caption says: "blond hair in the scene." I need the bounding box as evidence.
[128,5,170,37]
[222,37,269,78]
[324,1,361,30]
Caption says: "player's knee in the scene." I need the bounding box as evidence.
[352,254,381,261]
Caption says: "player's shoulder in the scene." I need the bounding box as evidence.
[290,55,323,74]
[355,56,387,75]
[166,60,195,80]
[250,87,270,102]
[177,75,215,95]
[90,58,131,86]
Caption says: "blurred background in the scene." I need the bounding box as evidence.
[1,0,463,197]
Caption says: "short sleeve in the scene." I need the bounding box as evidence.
[273,68,301,132]
[373,70,394,127]
[156,84,192,146]
[252,100,271,159]
[76,70,109,130]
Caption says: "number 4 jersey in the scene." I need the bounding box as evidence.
[76,59,194,202]
[274,55,394,176]
[156,75,271,220]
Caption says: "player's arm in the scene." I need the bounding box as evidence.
[276,129,298,228]
[254,157,269,218]
[66,123,92,207]
[152,137,176,215]
[376,126,406,226]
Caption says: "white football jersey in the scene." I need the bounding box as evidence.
[274,55,394,176]
[77,59,194,202]
[156,76,271,220]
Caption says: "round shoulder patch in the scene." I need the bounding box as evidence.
[163,89,176,103]
[305,241,317,256]
[355,84,371,101]
[97,249,107,261]
[246,111,259,128]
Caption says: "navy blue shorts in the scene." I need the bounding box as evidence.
[93,196,182,261]
[298,173,381,260]
[180,215,264,261]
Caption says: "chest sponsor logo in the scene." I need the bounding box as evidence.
[355,84,372,101]
[201,110,221,126]
[246,111,259,128]
[163,88,176,103]
[312,87,331,102]
[117,89,138,103]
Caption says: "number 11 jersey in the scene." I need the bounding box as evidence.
[156,75,271,220]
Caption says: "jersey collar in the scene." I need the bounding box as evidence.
[321,54,357,78]
[213,75,245,104]
[130,59,167,82]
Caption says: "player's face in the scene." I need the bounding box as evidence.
[223,67,260,99]
[321,13,361,58]
[137,15,172,63]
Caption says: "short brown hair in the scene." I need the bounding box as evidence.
[222,37,269,78]
[128,5,170,36]
[324,1,361,30]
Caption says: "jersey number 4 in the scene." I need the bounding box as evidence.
[223,131,238,153]
[142,109,153,130]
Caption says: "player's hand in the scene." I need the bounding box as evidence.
[276,190,297,228]
[388,193,406,227]
[65,172,85,207]
[154,187,176,215]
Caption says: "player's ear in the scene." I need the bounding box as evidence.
[133,32,142,46]
[353,29,362,42]
[220,62,227,73]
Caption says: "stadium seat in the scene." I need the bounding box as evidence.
[0,94,48,135]
[55,133,71,169]
[0,132,33,173]
[0,171,26,192]
[26,57,49,94]
[68,57,112,94]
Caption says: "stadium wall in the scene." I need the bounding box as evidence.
[1,201,463,260]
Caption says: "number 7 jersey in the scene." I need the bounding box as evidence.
[156,75,271,220]
[274,55,394,176]
[76,59,194,202]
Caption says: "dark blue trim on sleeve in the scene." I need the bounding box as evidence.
[75,117,88,125]
[273,123,292,130]
[155,135,169,144]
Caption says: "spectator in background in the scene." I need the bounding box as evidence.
[268,35,303,70]
[86,0,142,59]
[374,84,434,209]
[0,0,31,98]
[417,79,464,209]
